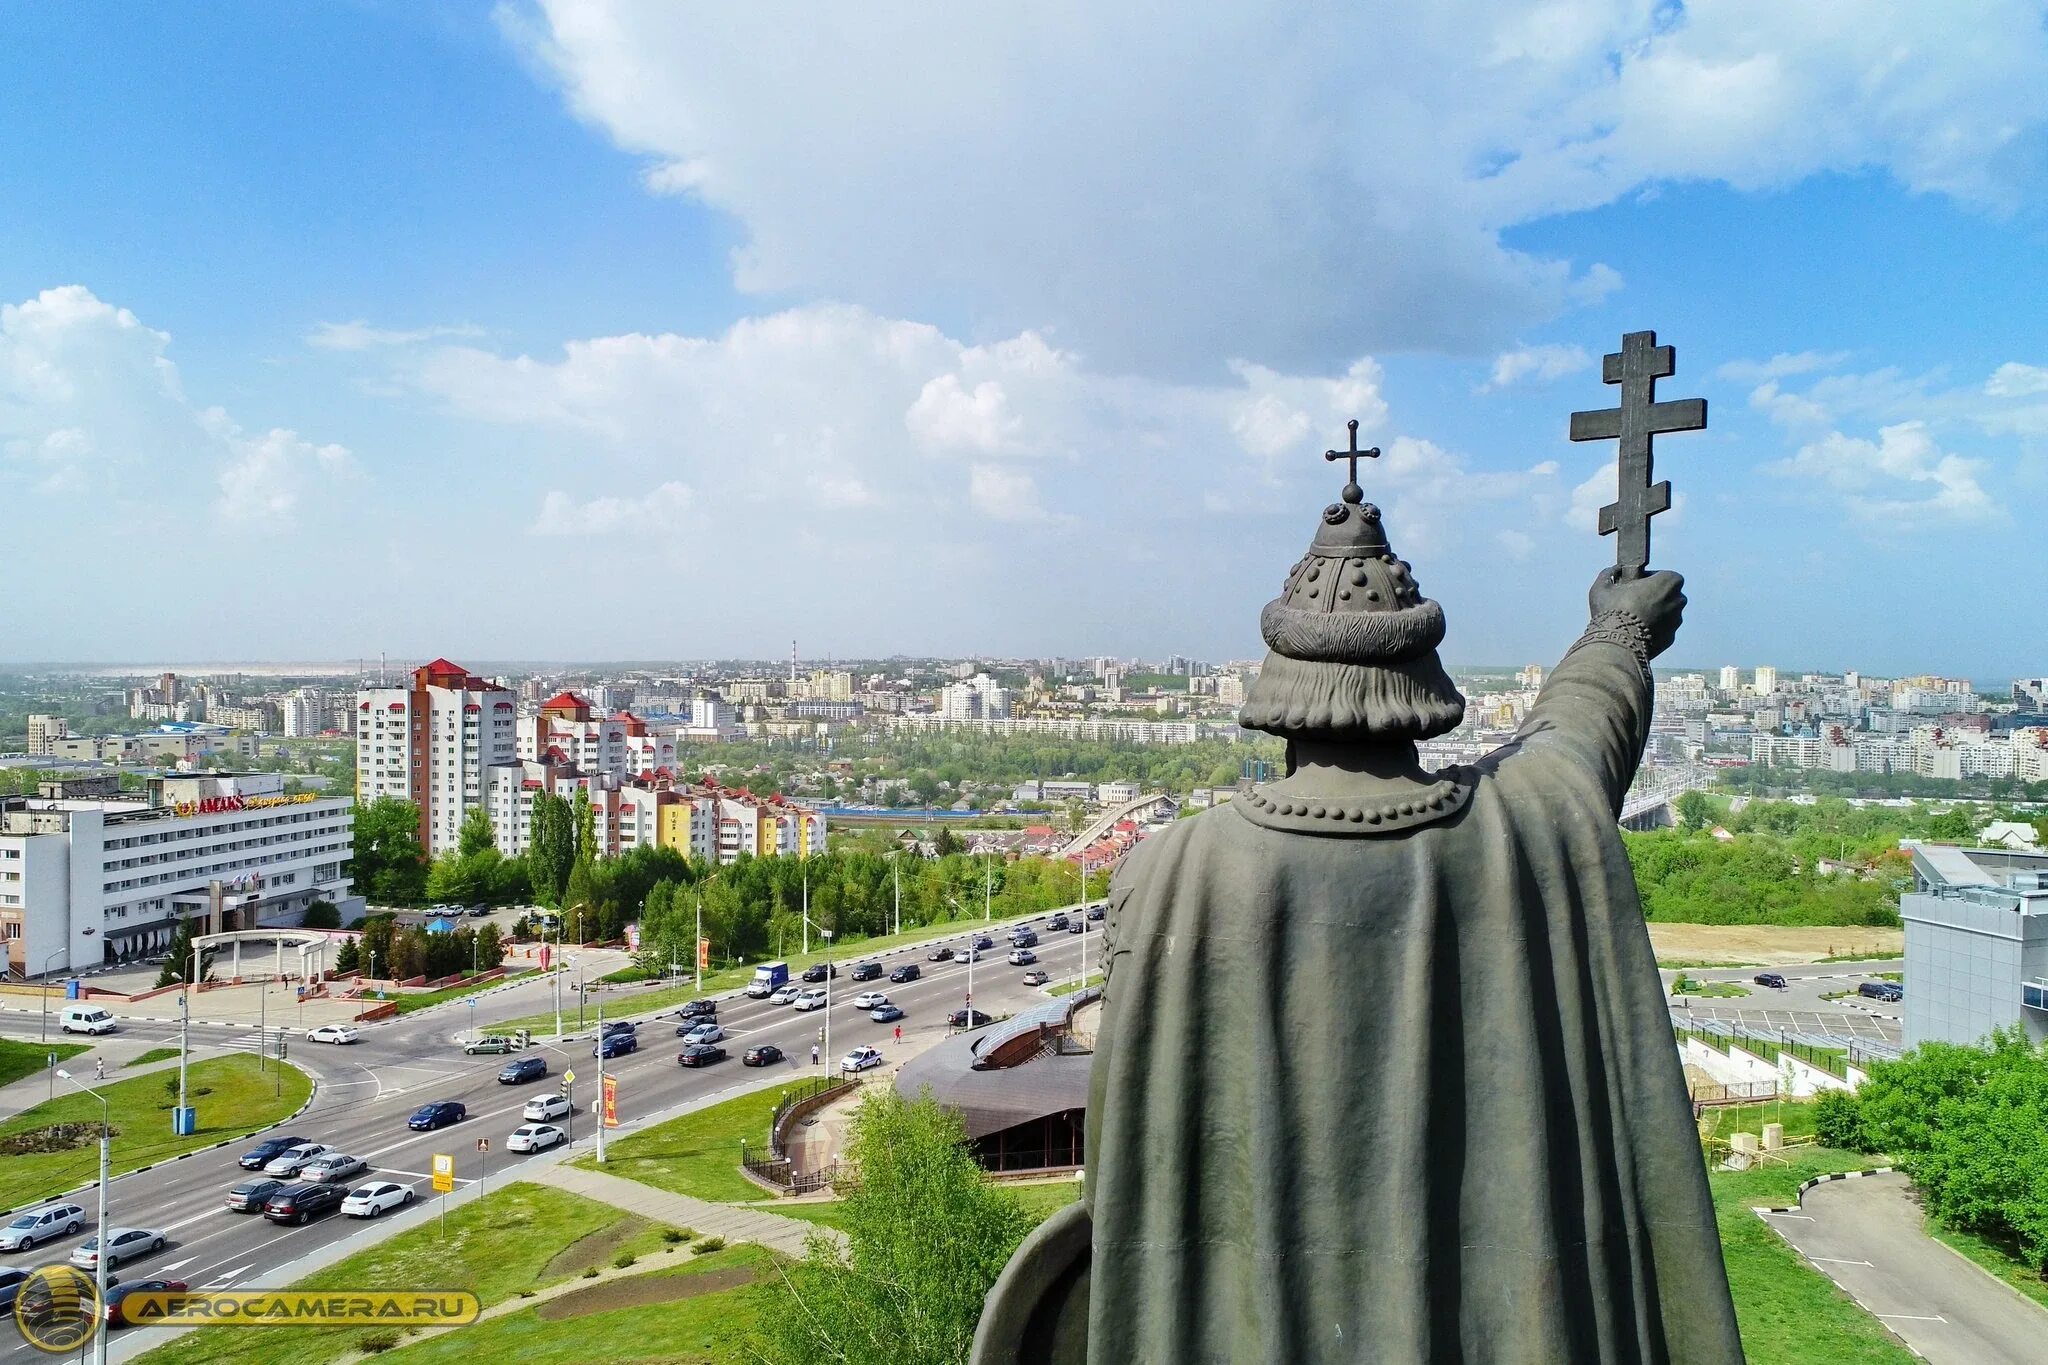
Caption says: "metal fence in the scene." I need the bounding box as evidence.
[741,1074,861,1194]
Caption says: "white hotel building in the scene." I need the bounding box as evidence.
[0,773,356,977]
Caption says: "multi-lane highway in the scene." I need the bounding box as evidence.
[0,910,1105,1361]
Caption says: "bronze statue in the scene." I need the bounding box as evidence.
[972,332,1742,1363]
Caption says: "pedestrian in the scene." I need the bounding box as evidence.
[94,1057,104,1081]
[810,1043,820,1067]
[894,1024,902,1045]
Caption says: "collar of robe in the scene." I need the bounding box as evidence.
[1234,769,1474,836]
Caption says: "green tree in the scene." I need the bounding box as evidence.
[474,922,504,971]
[572,787,596,863]
[529,793,574,907]
[334,937,360,974]
[155,918,212,988]
[933,826,964,857]
[563,859,596,941]
[1673,790,1715,832]
[457,806,497,858]
[757,1089,1033,1365]
[351,797,428,906]
[300,899,342,930]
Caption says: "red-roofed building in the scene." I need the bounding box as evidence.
[357,658,517,855]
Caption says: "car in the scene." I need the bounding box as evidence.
[889,964,922,984]
[1010,930,1039,948]
[1021,970,1050,987]
[677,998,719,1019]
[678,1043,727,1067]
[1008,948,1038,966]
[742,1043,785,1067]
[957,948,984,962]
[927,946,956,962]
[299,1152,369,1184]
[1047,914,1069,931]
[948,1008,993,1028]
[498,1055,549,1084]
[341,1182,415,1218]
[1086,905,1105,921]
[852,990,890,1010]
[682,1022,726,1044]
[1067,919,1086,934]
[595,1032,638,1059]
[849,961,883,982]
[522,1093,572,1122]
[463,1035,515,1055]
[1752,972,1788,989]
[105,1279,189,1328]
[223,1179,284,1213]
[767,985,801,1005]
[237,1135,310,1171]
[840,1045,884,1074]
[467,903,491,917]
[0,1267,27,1315]
[407,1101,467,1131]
[71,1227,165,1272]
[263,1182,347,1225]
[506,1123,567,1153]
[264,1142,339,1177]
[973,936,994,951]
[306,1024,359,1045]
[792,989,827,1012]
[800,962,839,982]
[601,1019,637,1037]
[870,1003,905,1023]
[1859,980,1904,1002]
[0,1203,85,1252]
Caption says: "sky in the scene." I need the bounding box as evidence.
[2,1,2046,680]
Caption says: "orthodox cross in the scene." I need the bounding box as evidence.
[1569,330,1706,575]
[1324,419,1380,504]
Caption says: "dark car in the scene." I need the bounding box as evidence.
[677,999,718,1020]
[927,946,955,962]
[889,963,922,984]
[0,1267,29,1314]
[223,1179,283,1213]
[948,1008,993,1029]
[106,1279,188,1328]
[595,1032,638,1059]
[1086,905,1105,921]
[601,1020,637,1037]
[849,961,883,982]
[678,1043,728,1067]
[1753,972,1788,989]
[1067,919,1085,934]
[800,962,839,982]
[1048,914,1069,931]
[972,936,994,951]
[1859,980,1904,1002]
[870,1003,905,1023]
[263,1182,347,1225]
[742,1043,784,1067]
[498,1055,548,1084]
[407,1101,466,1131]
[237,1136,309,1171]
[1010,930,1038,948]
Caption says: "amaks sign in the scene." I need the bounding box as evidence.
[173,792,320,818]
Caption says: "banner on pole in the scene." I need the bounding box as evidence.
[539,944,552,972]
[601,1074,620,1128]
[625,923,640,952]
[696,937,710,970]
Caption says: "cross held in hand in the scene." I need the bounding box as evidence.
[1324,419,1380,504]
[1569,330,1706,575]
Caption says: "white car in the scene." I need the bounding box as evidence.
[521,1093,572,1123]
[264,1143,339,1178]
[683,1023,725,1045]
[70,1227,164,1271]
[791,989,826,1012]
[0,1204,85,1252]
[840,1045,884,1074]
[341,1182,414,1218]
[299,1152,369,1184]
[306,1025,359,1045]
[767,985,801,1005]
[851,991,890,1011]
[506,1123,567,1153]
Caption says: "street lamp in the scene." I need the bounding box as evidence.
[37,946,67,1044]
[819,929,835,1073]
[52,1068,110,1365]
[949,896,973,1025]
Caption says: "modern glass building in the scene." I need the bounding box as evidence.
[1900,842,2048,1047]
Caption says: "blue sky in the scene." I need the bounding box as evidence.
[3,2,2046,681]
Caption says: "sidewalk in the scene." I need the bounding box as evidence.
[546,1162,834,1258]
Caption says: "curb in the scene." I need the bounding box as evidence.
[0,1006,262,1029]
[1753,1165,1895,1214]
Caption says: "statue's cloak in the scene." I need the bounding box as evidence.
[997,643,1743,1364]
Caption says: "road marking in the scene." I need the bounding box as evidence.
[157,1258,193,1272]
[1808,1256,1873,1265]
[203,1262,254,1287]
[1759,1212,1815,1220]
[1875,1314,1946,1322]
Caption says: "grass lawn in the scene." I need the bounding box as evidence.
[1710,1149,1914,1364]
[570,1085,782,1204]
[0,1054,310,1211]
[395,970,539,1016]
[1657,958,1762,970]
[1674,978,1751,998]
[1923,1221,2048,1313]
[765,1176,1082,1234]
[0,1038,86,1089]
[1047,972,1103,997]
[126,1046,179,1067]
[131,1180,683,1365]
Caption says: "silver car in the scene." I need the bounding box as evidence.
[264,1142,338,1178]
[299,1152,369,1184]
[70,1226,164,1271]
[683,1023,725,1044]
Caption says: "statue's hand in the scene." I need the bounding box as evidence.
[1588,567,1684,658]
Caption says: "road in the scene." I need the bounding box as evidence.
[0,911,1106,1361]
[1667,959,1904,1045]
[1761,1172,2048,1363]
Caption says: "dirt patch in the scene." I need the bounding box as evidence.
[540,1214,649,1280]
[536,1264,761,1320]
[1647,924,1902,966]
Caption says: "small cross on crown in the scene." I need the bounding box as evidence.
[1324,419,1381,504]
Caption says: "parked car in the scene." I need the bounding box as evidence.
[0,1203,85,1252]
[1008,948,1038,966]
[299,1153,369,1184]
[678,1043,728,1067]
[792,989,827,1012]
[498,1055,548,1085]
[463,1036,515,1055]
[595,1032,638,1059]
[71,1227,164,1272]
[263,1182,347,1225]
[1753,972,1788,989]
[849,961,883,982]
[1021,970,1051,987]
[889,964,922,984]
[1047,914,1069,931]
[1859,980,1904,1002]
[767,985,802,1005]
[223,1179,284,1214]
[407,1101,466,1131]
[506,1124,567,1154]
[682,1022,725,1044]
[841,1045,884,1074]
[927,946,956,962]
[870,1003,905,1023]
[948,1008,993,1029]
[742,1043,785,1067]
[522,1093,572,1123]
[306,1025,359,1045]
[105,1279,188,1328]
[800,962,839,982]
[852,990,890,1010]
[467,903,491,917]
[1086,905,1105,921]
[677,999,718,1020]
[263,1143,339,1178]
[973,936,994,951]
[237,1136,310,1171]
[341,1182,414,1219]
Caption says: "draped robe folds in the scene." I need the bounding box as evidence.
[1072,638,1743,1363]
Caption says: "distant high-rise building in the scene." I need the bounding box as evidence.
[25,714,67,756]
[1718,665,1740,692]
[2013,678,2048,710]
[1752,665,1778,696]
[356,658,518,856]
[1516,664,1545,690]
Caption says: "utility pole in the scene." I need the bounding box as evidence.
[54,1071,109,1365]
[893,854,901,936]
[553,923,563,1038]
[257,978,265,1074]
[984,852,992,922]
[694,899,702,993]
[595,992,607,1164]
[821,929,834,1074]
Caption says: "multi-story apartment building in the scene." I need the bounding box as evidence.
[0,772,355,976]
[356,659,517,856]
[25,715,67,755]
[520,692,627,780]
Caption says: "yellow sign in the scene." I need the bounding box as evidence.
[431,1153,454,1193]
[173,792,319,818]
[120,1290,481,1328]
[13,1265,101,1355]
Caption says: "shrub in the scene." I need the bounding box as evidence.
[359,1331,400,1353]
[1813,1089,1862,1150]
[660,1228,685,1244]
[691,1236,725,1254]
[613,1251,637,1268]
[581,1267,599,1278]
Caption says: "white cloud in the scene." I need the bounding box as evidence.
[1481,343,1591,391]
[967,464,1047,522]
[1566,459,1617,532]
[1716,351,1850,384]
[511,1,2048,371]
[213,420,353,530]
[307,320,483,351]
[1495,529,1536,559]
[531,480,694,536]
[1986,362,2048,398]
[906,375,1020,454]
[1774,421,1996,522]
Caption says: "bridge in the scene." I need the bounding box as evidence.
[1619,765,1712,831]
[1057,792,1178,860]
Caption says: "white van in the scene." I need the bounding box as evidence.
[59,1005,116,1036]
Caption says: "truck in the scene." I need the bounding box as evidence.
[746,962,790,998]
